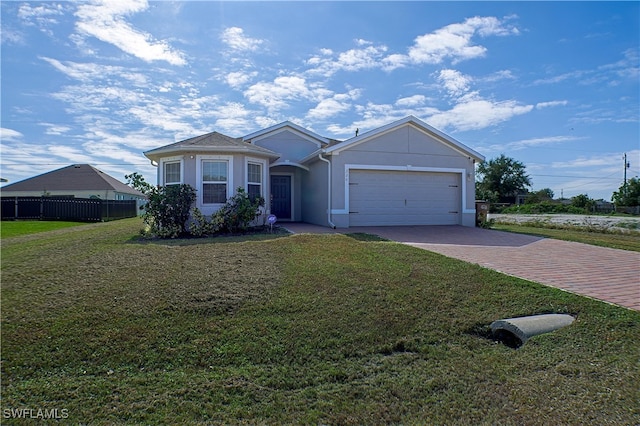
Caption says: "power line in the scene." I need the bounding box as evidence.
[531,174,620,180]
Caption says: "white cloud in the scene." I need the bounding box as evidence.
[536,100,568,109]
[18,3,65,28]
[311,16,520,75]
[437,69,472,97]
[533,71,584,85]
[325,101,440,137]
[225,71,258,89]
[551,151,639,169]
[396,95,427,107]
[41,57,149,86]
[74,0,187,66]
[307,98,349,120]
[1,128,24,142]
[482,69,516,82]
[1,28,25,45]
[244,76,330,112]
[485,135,585,152]
[306,43,389,77]
[221,27,264,52]
[337,45,388,71]
[600,48,640,83]
[306,89,362,120]
[534,49,639,87]
[381,54,411,71]
[427,93,534,131]
[40,123,72,136]
[47,145,96,163]
[405,16,519,65]
[325,93,529,136]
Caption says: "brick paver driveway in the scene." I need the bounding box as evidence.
[284,224,640,311]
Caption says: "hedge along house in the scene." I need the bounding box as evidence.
[143,116,485,228]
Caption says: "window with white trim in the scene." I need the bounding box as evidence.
[247,162,263,200]
[202,160,228,204]
[164,161,181,185]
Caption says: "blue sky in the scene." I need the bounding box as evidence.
[1,1,638,201]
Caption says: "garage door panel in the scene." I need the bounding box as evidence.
[349,170,461,226]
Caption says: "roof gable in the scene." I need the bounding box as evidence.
[243,121,329,146]
[144,131,279,160]
[1,164,145,196]
[323,116,484,161]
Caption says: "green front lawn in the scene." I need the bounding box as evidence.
[0,220,88,238]
[2,218,638,424]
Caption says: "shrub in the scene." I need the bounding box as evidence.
[188,207,216,237]
[502,202,588,215]
[212,187,265,234]
[143,184,196,238]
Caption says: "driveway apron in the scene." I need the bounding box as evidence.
[283,224,640,311]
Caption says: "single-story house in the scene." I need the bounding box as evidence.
[0,164,147,203]
[143,116,484,228]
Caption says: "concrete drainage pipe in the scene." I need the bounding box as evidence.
[490,314,575,348]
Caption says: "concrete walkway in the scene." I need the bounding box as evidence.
[282,223,640,311]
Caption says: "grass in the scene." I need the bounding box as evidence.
[2,218,639,424]
[0,220,88,238]
[492,223,640,252]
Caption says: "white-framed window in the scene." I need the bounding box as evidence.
[245,157,267,202]
[247,162,263,200]
[202,160,228,204]
[197,155,233,207]
[161,156,183,186]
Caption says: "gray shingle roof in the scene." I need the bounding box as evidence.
[1,164,146,196]
[144,131,280,159]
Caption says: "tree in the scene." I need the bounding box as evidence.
[525,188,554,204]
[571,193,594,210]
[476,155,531,203]
[125,172,154,195]
[612,177,640,206]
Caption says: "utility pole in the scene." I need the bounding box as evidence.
[623,153,631,195]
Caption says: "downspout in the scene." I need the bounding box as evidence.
[318,152,336,229]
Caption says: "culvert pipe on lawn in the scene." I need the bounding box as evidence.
[490,314,575,347]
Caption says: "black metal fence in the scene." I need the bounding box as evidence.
[1,197,138,222]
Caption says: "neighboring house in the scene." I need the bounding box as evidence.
[0,164,147,203]
[143,116,484,228]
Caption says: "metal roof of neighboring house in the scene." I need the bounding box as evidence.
[144,131,280,161]
[0,164,146,197]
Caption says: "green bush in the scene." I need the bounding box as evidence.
[502,202,588,215]
[211,187,265,234]
[143,184,196,238]
[188,207,215,237]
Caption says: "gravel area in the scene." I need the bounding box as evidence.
[488,213,640,232]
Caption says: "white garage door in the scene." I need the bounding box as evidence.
[349,170,461,226]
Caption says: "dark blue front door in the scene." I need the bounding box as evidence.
[271,175,291,220]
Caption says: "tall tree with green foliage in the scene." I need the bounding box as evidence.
[476,154,532,203]
[612,177,640,206]
[125,172,154,195]
[525,188,554,204]
[571,194,595,210]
